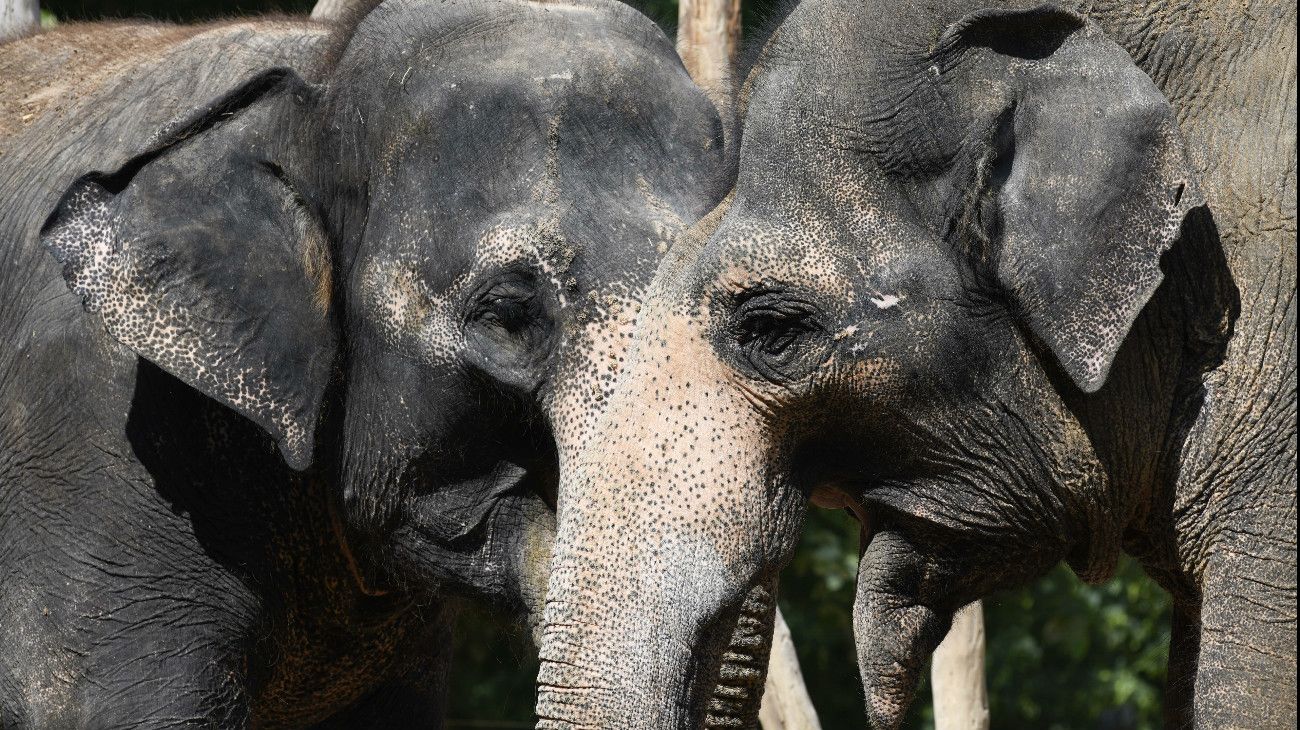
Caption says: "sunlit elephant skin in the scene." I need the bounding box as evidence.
[0,2,725,726]
[537,1,1295,728]
[1067,3,1296,726]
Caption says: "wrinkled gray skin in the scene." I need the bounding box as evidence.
[0,1,724,726]
[538,1,1295,728]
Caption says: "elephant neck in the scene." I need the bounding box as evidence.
[1078,0,1296,604]
[1064,205,1239,601]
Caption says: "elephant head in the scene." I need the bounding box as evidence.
[537,2,1201,727]
[39,0,724,637]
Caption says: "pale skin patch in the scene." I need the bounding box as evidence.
[360,219,578,367]
[45,183,311,460]
[548,304,789,598]
[547,288,645,460]
[359,260,453,363]
[870,293,901,309]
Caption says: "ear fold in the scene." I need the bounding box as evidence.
[41,69,336,470]
[942,6,1202,392]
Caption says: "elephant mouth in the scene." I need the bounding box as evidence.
[811,482,875,553]
[401,407,560,542]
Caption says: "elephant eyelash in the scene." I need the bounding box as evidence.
[727,291,826,385]
[736,309,817,354]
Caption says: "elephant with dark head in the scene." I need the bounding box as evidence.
[0,0,724,726]
[538,1,1295,728]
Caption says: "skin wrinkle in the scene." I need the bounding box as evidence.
[1069,2,1296,726]
[1,1,726,726]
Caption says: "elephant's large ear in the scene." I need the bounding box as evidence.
[40,69,335,470]
[942,6,1202,392]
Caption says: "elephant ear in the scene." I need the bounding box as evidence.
[41,69,336,470]
[942,6,1202,392]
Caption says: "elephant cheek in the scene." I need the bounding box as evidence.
[852,530,953,730]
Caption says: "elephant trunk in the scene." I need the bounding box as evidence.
[535,577,777,730]
[535,433,787,726]
[536,281,807,728]
[533,526,729,728]
[852,530,954,730]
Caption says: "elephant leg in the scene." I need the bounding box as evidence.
[1193,537,1297,729]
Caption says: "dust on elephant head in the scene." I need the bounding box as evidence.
[536,2,1216,728]
[40,0,724,630]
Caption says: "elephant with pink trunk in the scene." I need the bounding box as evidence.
[537,1,1295,728]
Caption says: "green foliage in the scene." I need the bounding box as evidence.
[780,509,1172,730]
[446,608,539,729]
[981,559,1170,730]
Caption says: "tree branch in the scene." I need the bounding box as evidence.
[759,608,823,730]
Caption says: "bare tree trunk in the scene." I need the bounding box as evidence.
[0,0,39,42]
[311,0,352,21]
[676,0,741,114]
[759,608,823,730]
[931,601,990,730]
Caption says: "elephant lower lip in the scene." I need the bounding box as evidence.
[810,484,874,553]
[407,460,532,543]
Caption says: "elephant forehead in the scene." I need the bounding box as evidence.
[696,196,929,309]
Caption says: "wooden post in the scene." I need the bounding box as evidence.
[931,601,990,730]
[759,608,823,730]
[0,0,39,42]
[311,0,352,21]
[676,0,741,113]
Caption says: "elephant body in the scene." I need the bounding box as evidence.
[1073,4,1296,724]
[0,2,724,727]
[538,1,1295,728]
[0,22,391,729]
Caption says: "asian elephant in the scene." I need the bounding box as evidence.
[0,0,725,726]
[538,1,1295,728]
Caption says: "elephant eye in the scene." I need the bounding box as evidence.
[463,272,554,390]
[731,292,822,375]
[470,278,540,333]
